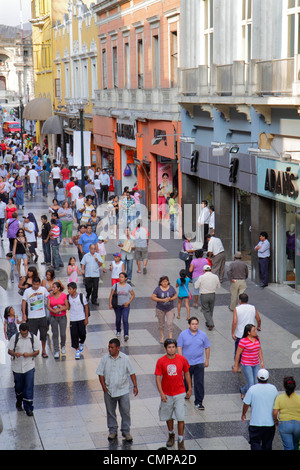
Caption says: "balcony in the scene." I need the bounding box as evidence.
[93,87,180,120]
[178,56,300,100]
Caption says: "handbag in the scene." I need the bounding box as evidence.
[123,164,132,176]
[111,284,118,309]
[179,250,190,262]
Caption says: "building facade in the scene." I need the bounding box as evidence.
[52,0,99,164]
[92,0,181,218]
[179,0,300,290]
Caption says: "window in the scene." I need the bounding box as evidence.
[204,0,214,67]
[152,34,160,88]
[170,31,178,88]
[137,39,144,88]
[124,42,130,89]
[64,63,70,98]
[91,58,97,98]
[102,48,107,89]
[242,0,252,63]
[112,46,118,88]
[74,62,80,97]
[55,65,61,98]
[287,0,300,57]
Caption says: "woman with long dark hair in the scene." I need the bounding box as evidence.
[273,376,300,450]
[233,324,264,398]
[152,275,178,344]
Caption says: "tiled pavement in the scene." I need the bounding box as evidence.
[0,190,300,452]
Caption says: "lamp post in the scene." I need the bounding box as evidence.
[67,98,89,195]
[19,94,24,151]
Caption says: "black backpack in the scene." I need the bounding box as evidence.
[68,293,90,317]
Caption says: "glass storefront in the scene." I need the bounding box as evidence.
[235,189,252,263]
[276,202,298,289]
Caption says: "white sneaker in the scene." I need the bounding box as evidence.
[79,343,84,352]
[54,351,60,359]
[61,347,66,355]
[75,350,81,360]
[116,332,121,337]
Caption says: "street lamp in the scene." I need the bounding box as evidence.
[19,94,24,151]
[67,98,89,195]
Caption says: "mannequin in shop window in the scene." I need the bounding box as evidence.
[158,173,172,220]
[286,224,296,270]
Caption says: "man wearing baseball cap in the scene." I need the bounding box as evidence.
[241,368,278,450]
[194,264,220,331]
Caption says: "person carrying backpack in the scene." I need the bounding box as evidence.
[7,322,40,416]
[67,282,89,360]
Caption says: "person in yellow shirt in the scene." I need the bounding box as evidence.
[273,376,300,450]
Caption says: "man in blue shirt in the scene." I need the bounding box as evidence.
[177,316,210,410]
[255,231,271,288]
[78,223,99,256]
[242,368,278,450]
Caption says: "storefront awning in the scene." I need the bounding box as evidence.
[23,97,52,121]
[41,115,62,134]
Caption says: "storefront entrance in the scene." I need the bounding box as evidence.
[235,190,252,263]
[276,202,298,289]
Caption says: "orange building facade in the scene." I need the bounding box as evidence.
[92,0,181,218]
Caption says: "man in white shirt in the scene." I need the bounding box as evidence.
[99,169,110,203]
[206,234,226,283]
[255,231,271,288]
[56,145,62,164]
[22,277,49,358]
[194,264,220,331]
[28,165,39,197]
[0,196,6,240]
[209,205,215,235]
[51,164,61,192]
[198,200,210,250]
[70,182,82,204]
[16,146,24,163]
[23,215,38,262]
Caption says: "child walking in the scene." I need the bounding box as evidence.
[4,306,21,340]
[67,256,81,283]
[176,269,192,320]
[110,253,125,286]
[97,236,108,273]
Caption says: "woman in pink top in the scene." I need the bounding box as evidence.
[233,324,264,398]
[47,281,68,359]
[189,249,209,308]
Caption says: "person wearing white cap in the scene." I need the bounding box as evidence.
[194,264,220,330]
[242,368,278,450]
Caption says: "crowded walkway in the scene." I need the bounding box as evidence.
[0,166,300,450]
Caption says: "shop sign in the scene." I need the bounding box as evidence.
[116,119,136,146]
[257,156,300,206]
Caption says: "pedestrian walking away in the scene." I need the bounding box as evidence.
[206,233,226,283]
[242,368,278,450]
[231,293,261,371]
[96,338,138,442]
[194,264,220,330]
[177,317,210,411]
[155,338,192,451]
[227,251,249,311]
[273,376,300,450]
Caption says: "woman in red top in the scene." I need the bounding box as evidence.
[233,324,264,398]
[47,281,68,359]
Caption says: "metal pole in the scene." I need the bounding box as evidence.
[80,108,85,196]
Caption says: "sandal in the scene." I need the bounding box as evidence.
[42,352,48,358]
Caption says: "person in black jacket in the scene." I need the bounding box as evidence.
[40,215,51,265]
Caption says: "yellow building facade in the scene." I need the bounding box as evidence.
[52,0,99,164]
[29,0,69,146]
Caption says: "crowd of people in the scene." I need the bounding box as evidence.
[1,136,299,452]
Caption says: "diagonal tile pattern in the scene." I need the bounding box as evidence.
[0,190,299,451]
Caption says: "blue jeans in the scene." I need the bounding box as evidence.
[170,213,175,231]
[42,240,51,264]
[122,257,133,281]
[42,182,48,196]
[13,368,35,412]
[278,420,300,450]
[114,306,130,336]
[258,257,270,286]
[31,183,37,197]
[241,364,260,395]
[51,244,62,270]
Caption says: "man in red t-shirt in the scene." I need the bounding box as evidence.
[155,339,192,450]
[60,166,70,186]
[65,177,75,202]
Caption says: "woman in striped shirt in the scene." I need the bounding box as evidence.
[233,324,264,398]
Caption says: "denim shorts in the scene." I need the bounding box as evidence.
[15,253,27,260]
